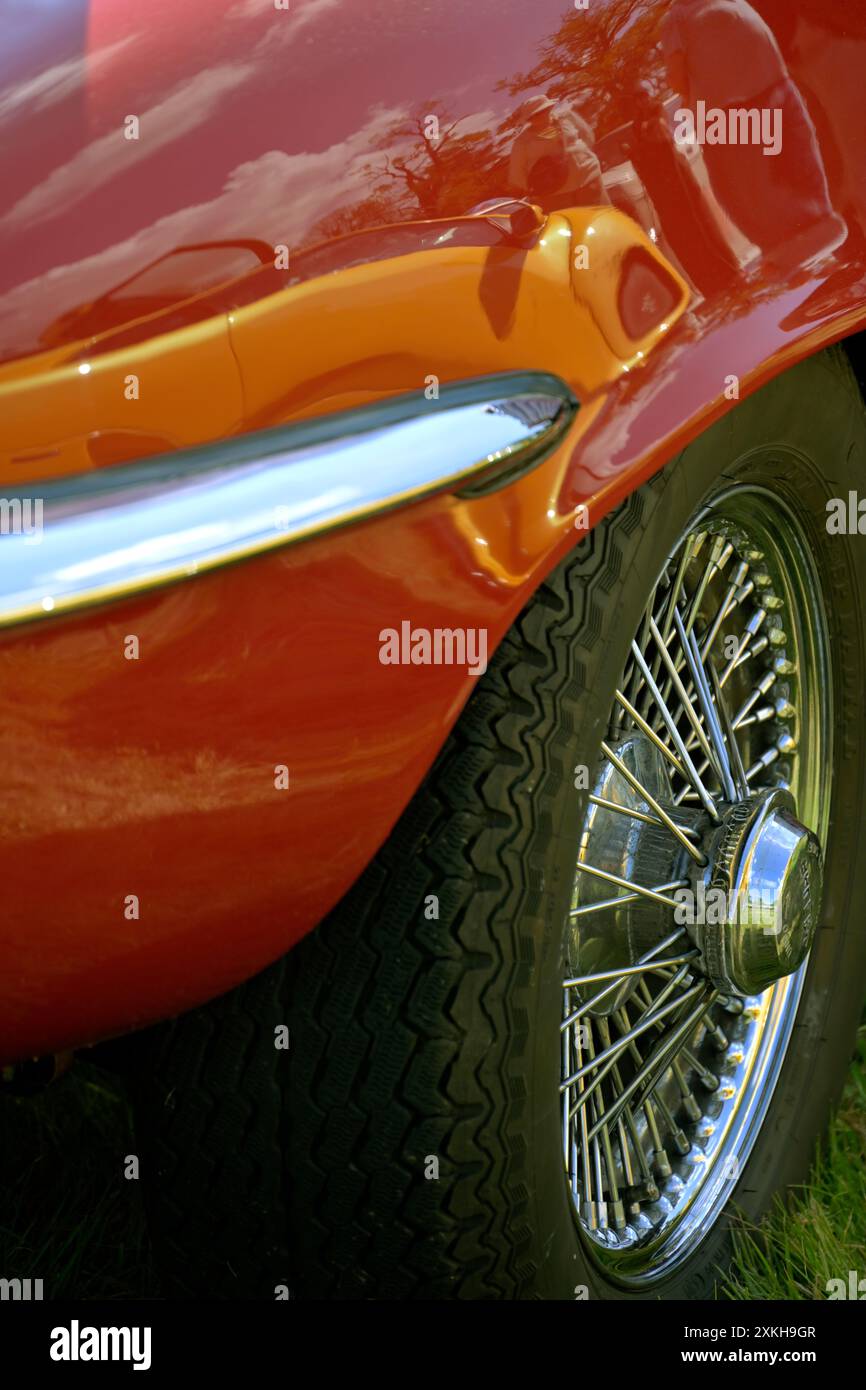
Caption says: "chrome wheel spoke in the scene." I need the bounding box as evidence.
[588,791,699,838]
[560,971,701,1096]
[613,689,689,783]
[672,607,737,801]
[563,950,700,993]
[600,739,707,865]
[649,616,720,781]
[573,861,689,910]
[708,657,749,796]
[564,929,689,1020]
[586,989,718,1144]
[628,638,719,820]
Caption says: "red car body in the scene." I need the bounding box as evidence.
[1,0,865,1063]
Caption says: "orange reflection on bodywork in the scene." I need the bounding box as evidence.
[0,206,688,485]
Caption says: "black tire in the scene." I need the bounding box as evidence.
[132,346,866,1299]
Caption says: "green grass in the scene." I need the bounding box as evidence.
[1,1028,864,1300]
[722,1021,866,1300]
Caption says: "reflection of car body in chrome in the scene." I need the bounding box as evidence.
[1,0,866,1302]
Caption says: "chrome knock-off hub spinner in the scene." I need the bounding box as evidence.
[572,743,823,1006]
[691,789,823,997]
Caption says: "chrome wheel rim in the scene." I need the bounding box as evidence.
[561,484,832,1286]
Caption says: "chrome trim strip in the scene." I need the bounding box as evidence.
[0,372,577,629]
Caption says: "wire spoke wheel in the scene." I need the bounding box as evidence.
[562,485,832,1286]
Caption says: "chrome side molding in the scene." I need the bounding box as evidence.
[0,372,577,628]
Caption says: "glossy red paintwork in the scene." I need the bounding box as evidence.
[2,0,866,1061]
